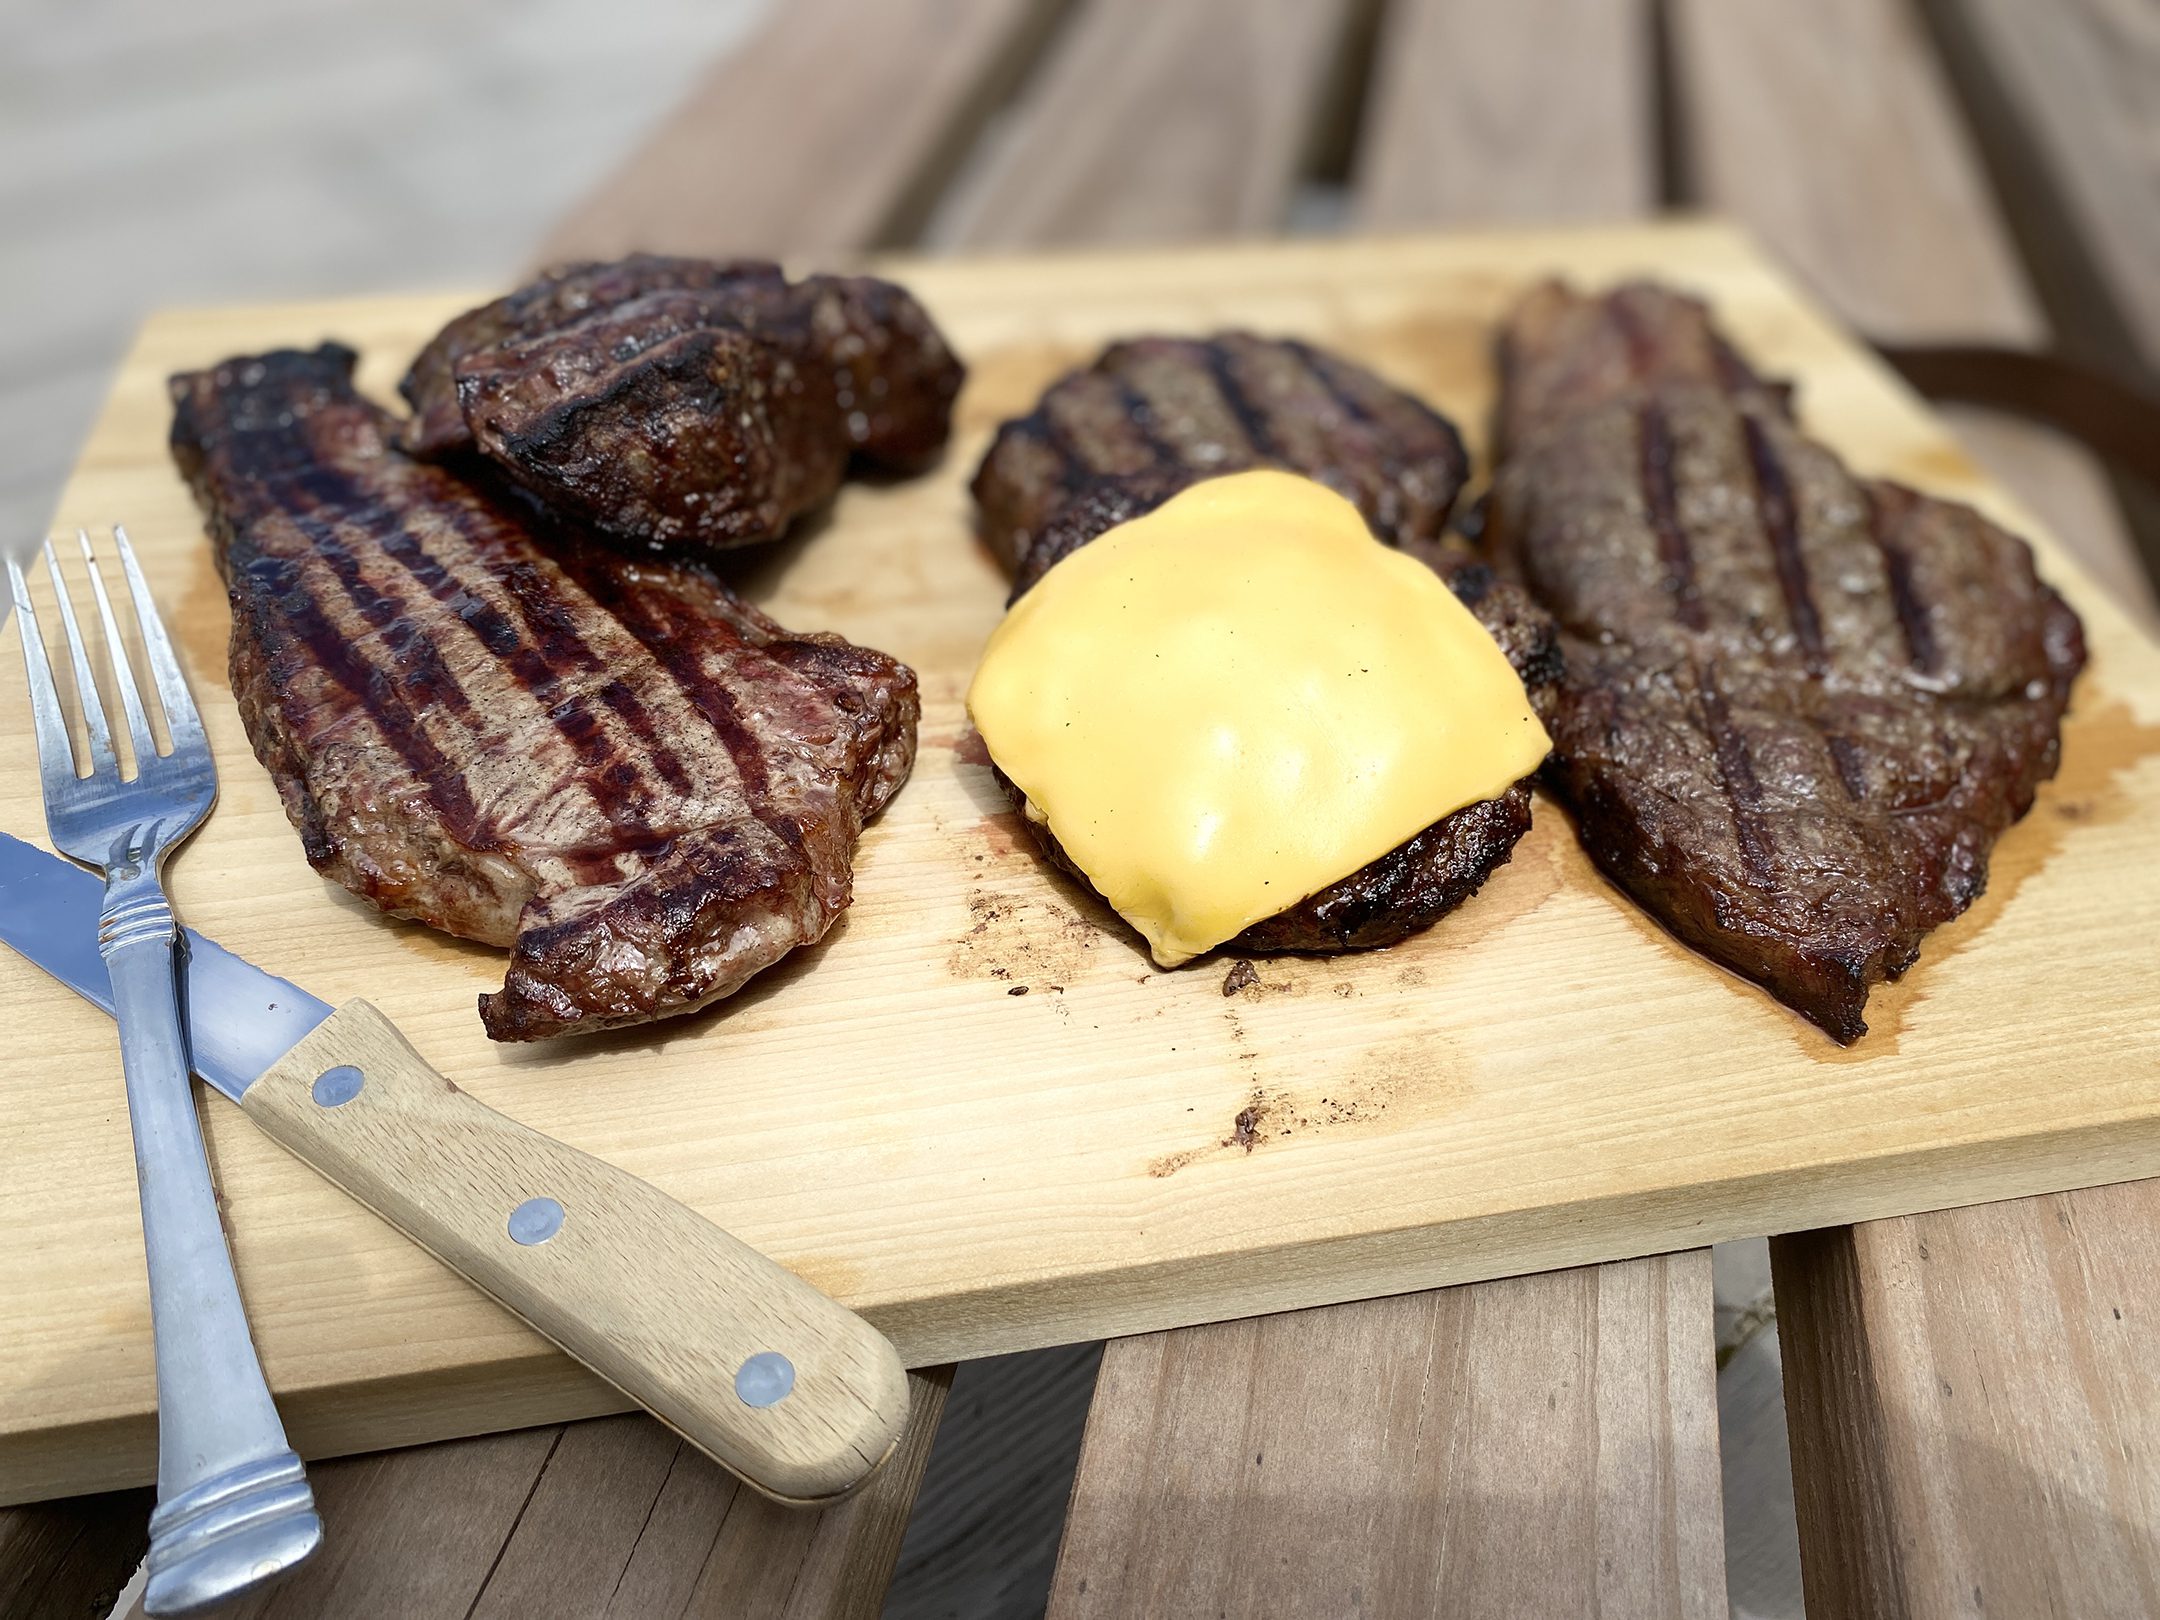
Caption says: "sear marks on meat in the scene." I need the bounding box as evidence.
[972,333,1470,572]
[171,344,918,1040]
[400,254,964,553]
[982,465,1558,956]
[1485,280,2085,1043]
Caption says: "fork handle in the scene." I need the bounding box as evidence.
[103,868,321,1617]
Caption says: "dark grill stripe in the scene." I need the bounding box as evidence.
[1696,664,1775,882]
[1825,732,1868,802]
[566,558,778,819]
[1865,489,1940,674]
[1028,404,1094,490]
[1638,402,1707,631]
[239,522,498,852]
[1109,378,1177,468]
[295,464,681,831]
[1742,415,1827,677]
[1204,342,1281,460]
[1286,340,1378,430]
[484,549,697,798]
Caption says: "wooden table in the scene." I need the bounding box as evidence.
[6,3,2158,1616]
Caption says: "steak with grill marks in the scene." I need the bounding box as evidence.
[400,254,964,553]
[974,338,1551,953]
[1485,281,2085,1042]
[170,344,918,1040]
[972,333,1470,571]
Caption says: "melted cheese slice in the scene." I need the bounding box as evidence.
[967,470,1552,966]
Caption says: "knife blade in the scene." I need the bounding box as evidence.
[0,830,908,1505]
[0,831,329,1100]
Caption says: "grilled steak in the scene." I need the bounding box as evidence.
[401,255,964,553]
[1486,281,2085,1042]
[972,334,1470,571]
[171,344,918,1040]
[980,449,1556,954]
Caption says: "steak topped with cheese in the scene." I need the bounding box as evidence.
[973,335,1549,958]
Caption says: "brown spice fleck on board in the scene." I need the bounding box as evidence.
[1007,985,1028,996]
[1222,960,1260,996]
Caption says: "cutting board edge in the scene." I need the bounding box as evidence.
[10,1100,2160,1504]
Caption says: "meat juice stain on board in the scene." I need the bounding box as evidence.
[1818,689,2160,1058]
[1578,686,2160,1061]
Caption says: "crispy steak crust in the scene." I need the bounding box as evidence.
[972,334,1470,572]
[984,457,1558,956]
[400,255,964,553]
[1486,281,2086,1042]
[171,345,918,1040]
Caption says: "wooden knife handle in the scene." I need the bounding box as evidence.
[239,1000,910,1505]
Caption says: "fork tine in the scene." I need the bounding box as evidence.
[79,528,157,768]
[42,537,118,776]
[7,551,83,781]
[112,524,204,754]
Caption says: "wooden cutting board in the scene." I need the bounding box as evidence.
[6,222,2160,1504]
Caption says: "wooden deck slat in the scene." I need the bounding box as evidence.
[1671,0,2040,342]
[1048,1260,1725,1618]
[1772,1188,2160,1618]
[929,0,1364,248]
[119,1372,950,1620]
[1671,1,2160,1611]
[1352,0,1656,227]
[539,0,1069,263]
[1937,0,2160,373]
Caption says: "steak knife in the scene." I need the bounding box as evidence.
[0,831,908,1506]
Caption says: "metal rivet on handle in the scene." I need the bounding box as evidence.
[311,1065,363,1107]
[507,1196,565,1246]
[735,1351,796,1408]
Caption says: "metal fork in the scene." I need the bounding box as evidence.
[6,529,320,1617]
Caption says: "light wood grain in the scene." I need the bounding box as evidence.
[1352,0,1655,228]
[928,0,1361,248]
[6,226,2160,1503]
[1772,1184,2160,1619]
[245,1001,911,1505]
[1047,1256,1724,1617]
[537,0,1068,264]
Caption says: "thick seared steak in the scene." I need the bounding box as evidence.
[1486,281,2085,1042]
[975,343,1551,954]
[973,334,1470,571]
[401,255,964,552]
[171,345,918,1040]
